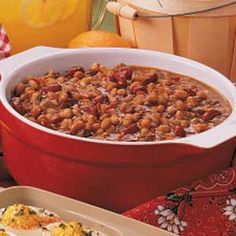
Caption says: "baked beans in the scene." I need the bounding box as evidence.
[10,63,231,141]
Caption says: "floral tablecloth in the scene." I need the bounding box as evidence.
[124,157,236,235]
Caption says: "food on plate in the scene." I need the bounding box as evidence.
[68,30,131,48]
[10,63,231,141]
[0,229,15,236]
[0,204,60,230]
[48,221,102,236]
[50,221,83,236]
[0,204,106,236]
[0,229,10,236]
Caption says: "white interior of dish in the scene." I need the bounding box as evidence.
[1,48,236,148]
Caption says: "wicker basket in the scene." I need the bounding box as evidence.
[107,0,236,81]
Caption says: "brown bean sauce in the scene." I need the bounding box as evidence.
[10,63,231,142]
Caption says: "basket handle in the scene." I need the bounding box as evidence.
[106,2,138,20]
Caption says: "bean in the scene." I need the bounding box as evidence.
[132,95,144,105]
[109,76,118,83]
[90,63,100,71]
[185,88,196,96]
[119,103,127,112]
[31,105,41,118]
[57,76,65,83]
[101,132,109,138]
[106,125,116,134]
[100,113,109,120]
[82,114,89,122]
[10,99,27,115]
[123,119,132,127]
[60,108,73,118]
[25,87,34,94]
[175,90,188,100]
[158,93,168,105]
[44,84,62,93]
[111,88,117,96]
[156,105,165,113]
[117,89,127,96]
[72,118,84,129]
[15,82,25,96]
[176,111,184,120]
[70,119,84,134]
[44,78,57,86]
[167,106,176,115]
[60,119,71,130]
[96,128,104,135]
[187,96,198,108]
[111,116,120,125]
[141,128,149,136]
[46,70,59,78]
[191,118,202,124]
[161,117,169,125]
[93,123,100,130]
[132,113,141,122]
[176,100,186,111]
[71,77,79,84]
[197,91,208,99]
[193,123,208,133]
[149,113,161,123]
[203,110,221,121]
[94,94,109,104]
[143,73,158,85]
[164,134,175,140]
[74,71,84,79]
[87,114,96,124]
[64,66,85,77]
[58,92,68,103]
[30,92,40,104]
[174,126,186,137]
[130,81,141,90]
[122,123,139,134]
[145,94,158,103]
[172,119,181,125]
[28,79,39,90]
[81,106,98,117]
[80,76,95,86]
[181,120,190,128]
[38,115,51,128]
[158,125,170,133]
[147,83,156,93]
[101,118,111,130]
[140,118,152,128]
[81,130,94,137]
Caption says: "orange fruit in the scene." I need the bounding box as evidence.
[68,31,131,48]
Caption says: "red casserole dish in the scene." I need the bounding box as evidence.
[0,47,236,213]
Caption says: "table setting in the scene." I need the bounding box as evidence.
[0,1,236,235]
